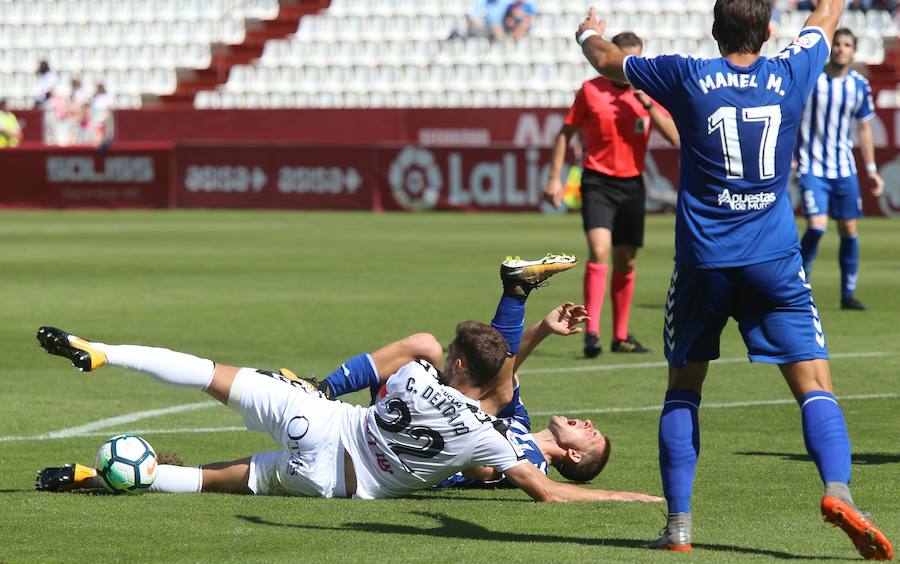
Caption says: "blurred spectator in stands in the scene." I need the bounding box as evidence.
[69,77,89,107]
[770,0,782,28]
[0,99,23,148]
[74,103,104,146]
[451,0,512,40]
[43,87,73,146]
[849,0,897,11]
[34,60,58,109]
[90,84,115,147]
[92,83,113,116]
[504,1,538,40]
[797,0,895,10]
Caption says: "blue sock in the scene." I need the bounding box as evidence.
[800,227,826,275]
[839,235,859,300]
[801,391,851,484]
[491,294,526,354]
[659,389,701,514]
[322,353,379,397]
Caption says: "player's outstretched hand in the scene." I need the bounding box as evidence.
[543,302,589,336]
[576,6,606,42]
[867,170,885,197]
[613,491,665,503]
[543,177,564,208]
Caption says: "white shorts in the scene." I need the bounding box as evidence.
[228,367,352,498]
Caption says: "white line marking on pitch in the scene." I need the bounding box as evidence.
[2,351,893,443]
[0,401,217,442]
[529,392,900,417]
[0,223,297,236]
[520,351,895,375]
[2,394,897,443]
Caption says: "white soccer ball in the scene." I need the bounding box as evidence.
[95,434,157,492]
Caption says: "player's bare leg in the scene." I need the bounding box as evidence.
[204,364,240,406]
[650,361,708,552]
[781,360,892,560]
[584,228,612,357]
[779,358,833,401]
[200,458,253,494]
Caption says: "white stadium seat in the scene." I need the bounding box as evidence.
[3,0,886,110]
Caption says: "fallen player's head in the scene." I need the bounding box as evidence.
[444,321,509,387]
[548,415,612,482]
[712,0,771,56]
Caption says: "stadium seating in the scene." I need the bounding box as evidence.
[194,1,895,109]
[0,0,894,110]
[0,0,279,108]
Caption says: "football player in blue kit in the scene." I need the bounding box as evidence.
[796,27,884,311]
[574,0,892,559]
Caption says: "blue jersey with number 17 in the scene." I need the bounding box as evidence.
[623,27,830,268]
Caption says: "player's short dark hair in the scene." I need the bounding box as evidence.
[712,0,771,56]
[612,32,643,51]
[833,28,857,49]
[448,321,508,387]
[556,435,612,483]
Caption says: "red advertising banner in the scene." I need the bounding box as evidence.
[111,107,900,150]
[116,109,407,145]
[1,140,897,217]
[173,143,374,210]
[0,143,172,208]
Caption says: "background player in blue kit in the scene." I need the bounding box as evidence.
[574,0,893,559]
[796,27,885,311]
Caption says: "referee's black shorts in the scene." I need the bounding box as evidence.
[580,168,646,248]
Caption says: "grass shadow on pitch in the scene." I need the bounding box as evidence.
[236,513,843,559]
[737,451,900,465]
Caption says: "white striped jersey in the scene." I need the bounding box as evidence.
[796,69,875,179]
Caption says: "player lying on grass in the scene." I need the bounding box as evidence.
[35,255,660,503]
[310,259,611,487]
[575,0,893,559]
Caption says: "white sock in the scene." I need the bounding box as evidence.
[149,465,203,493]
[93,344,215,390]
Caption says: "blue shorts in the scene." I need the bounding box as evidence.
[798,174,862,220]
[663,252,829,367]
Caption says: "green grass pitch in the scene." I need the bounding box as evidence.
[1,210,897,562]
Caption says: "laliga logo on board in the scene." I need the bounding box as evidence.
[389,146,442,210]
[388,146,550,210]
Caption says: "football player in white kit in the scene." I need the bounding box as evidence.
[319,302,612,488]
[35,320,659,502]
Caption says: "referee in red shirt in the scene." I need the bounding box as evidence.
[544,32,679,358]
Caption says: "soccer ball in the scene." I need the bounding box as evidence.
[95,434,158,492]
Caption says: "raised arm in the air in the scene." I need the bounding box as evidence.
[576,7,628,84]
[804,0,845,41]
